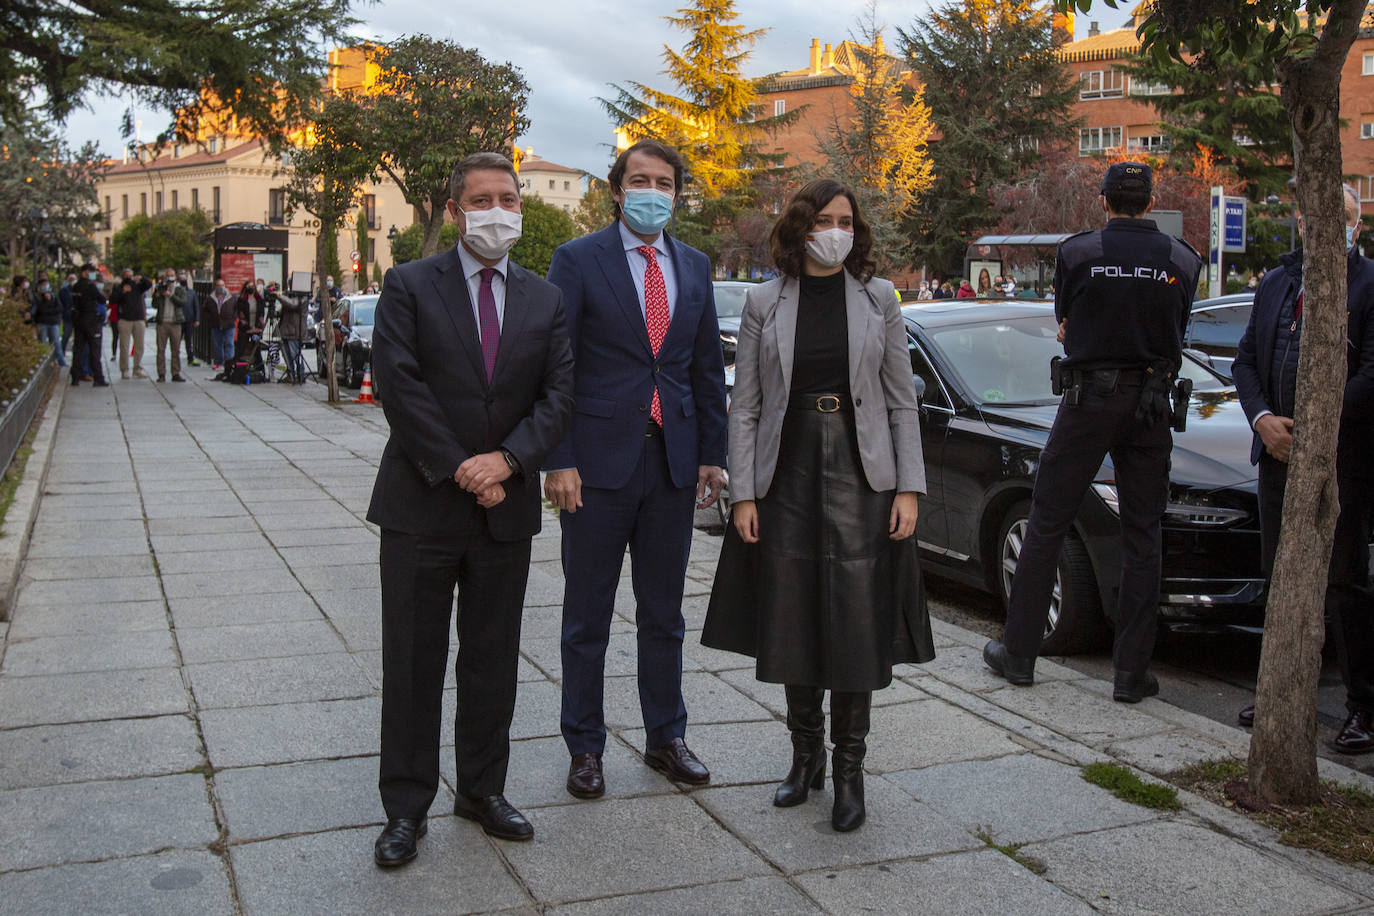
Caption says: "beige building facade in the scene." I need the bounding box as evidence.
[516,153,586,213]
[94,139,409,293]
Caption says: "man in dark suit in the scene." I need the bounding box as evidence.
[367,152,575,867]
[543,139,728,799]
[1231,183,1374,753]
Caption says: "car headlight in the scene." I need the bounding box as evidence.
[1092,483,1249,527]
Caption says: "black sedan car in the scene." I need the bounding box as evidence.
[1184,292,1254,380]
[713,280,753,365]
[901,301,1263,655]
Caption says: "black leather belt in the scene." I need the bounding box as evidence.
[788,392,853,412]
[645,421,663,438]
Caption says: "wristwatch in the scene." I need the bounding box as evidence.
[499,447,520,475]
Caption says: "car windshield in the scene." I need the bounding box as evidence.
[347,298,378,328]
[714,285,748,318]
[926,314,1227,406]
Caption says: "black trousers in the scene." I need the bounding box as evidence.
[1002,383,1171,674]
[1258,448,1374,713]
[378,525,531,819]
[70,322,105,383]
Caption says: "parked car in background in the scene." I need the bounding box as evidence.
[1184,293,1254,381]
[337,294,379,390]
[713,280,753,365]
[900,300,1262,654]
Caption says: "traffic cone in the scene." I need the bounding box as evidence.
[355,367,376,404]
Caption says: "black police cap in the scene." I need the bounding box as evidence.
[1101,161,1153,193]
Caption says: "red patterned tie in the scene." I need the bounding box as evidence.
[638,245,670,426]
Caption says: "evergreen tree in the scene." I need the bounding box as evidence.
[813,10,935,276]
[109,209,214,275]
[1117,50,1292,198]
[601,0,792,201]
[900,0,1080,274]
[3,0,355,143]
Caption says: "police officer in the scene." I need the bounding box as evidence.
[983,162,1203,702]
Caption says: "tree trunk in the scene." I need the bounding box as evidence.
[419,203,445,258]
[1249,0,1364,805]
[316,222,339,403]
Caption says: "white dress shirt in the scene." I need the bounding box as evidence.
[456,242,508,343]
[619,220,677,320]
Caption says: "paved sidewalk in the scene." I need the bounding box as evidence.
[1,368,1372,915]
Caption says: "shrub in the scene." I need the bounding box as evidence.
[0,296,47,402]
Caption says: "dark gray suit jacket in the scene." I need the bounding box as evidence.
[366,247,574,540]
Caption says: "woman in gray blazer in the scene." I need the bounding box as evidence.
[703,179,932,833]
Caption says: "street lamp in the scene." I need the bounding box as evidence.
[1265,193,1295,251]
[386,224,398,247]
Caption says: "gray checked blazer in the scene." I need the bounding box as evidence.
[727,271,926,502]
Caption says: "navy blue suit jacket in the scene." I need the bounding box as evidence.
[542,223,728,490]
[1233,245,1374,465]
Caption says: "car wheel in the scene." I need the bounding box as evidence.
[341,349,355,388]
[996,500,1108,656]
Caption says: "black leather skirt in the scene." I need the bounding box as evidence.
[704,394,934,691]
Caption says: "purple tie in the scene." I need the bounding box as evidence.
[478,268,500,381]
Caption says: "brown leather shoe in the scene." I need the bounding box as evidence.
[644,738,710,785]
[566,752,605,799]
[1334,709,1374,755]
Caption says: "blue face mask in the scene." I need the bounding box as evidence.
[620,187,674,235]
[1348,224,1359,249]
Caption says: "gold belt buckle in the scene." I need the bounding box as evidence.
[816,396,841,413]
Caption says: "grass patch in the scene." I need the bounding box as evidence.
[974,825,1047,875]
[1173,758,1374,866]
[1082,761,1182,811]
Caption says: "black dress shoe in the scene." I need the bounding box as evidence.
[1238,705,1255,727]
[453,794,533,840]
[1334,709,1374,755]
[983,640,1035,686]
[644,738,710,785]
[1113,670,1160,704]
[374,817,426,867]
[567,752,605,799]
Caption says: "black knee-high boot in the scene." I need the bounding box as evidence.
[830,690,871,832]
[774,685,826,807]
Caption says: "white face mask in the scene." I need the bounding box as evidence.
[462,206,523,259]
[1347,224,1359,249]
[805,227,854,269]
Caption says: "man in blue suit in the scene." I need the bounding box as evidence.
[544,139,728,798]
[1231,183,1374,753]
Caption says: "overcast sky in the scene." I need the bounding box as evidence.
[62,1,1133,175]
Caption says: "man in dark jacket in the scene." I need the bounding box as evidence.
[151,268,188,382]
[29,273,64,367]
[177,271,200,366]
[1231,183,1374,753]
[58,272,77,365]
[113,269,152,379]
[276,290,307,383]
[204,276,236,370]
[70,264,109,386]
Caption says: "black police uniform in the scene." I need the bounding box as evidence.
[1000,208,1202,679]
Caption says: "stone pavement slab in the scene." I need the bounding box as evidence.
[175,618,345,664]
[160,566,301,599]
[0,773,218,871]
[1023,819,1367,914]
[980,680,1176,748]
[152,548,287,575]
[696,778,982,875]
[621,721,792,788]
[19,554,157,581]
[216,755,450,841]
[4,599,168,638]
[0,666,188,728]
[186,652,372,708]
[885,752,1161,845]
[499,794,770,903]
[0,715,203,790]
[168,591,324,629]
[200,696,381,769]
[864,698,1027,773]
[1,627,176,675]
[549,876,819,915]
[0,849,236,916]
[16,574,163,607]
[485,734,674,809]
[230,820,531,916]
[793,848,1096,916]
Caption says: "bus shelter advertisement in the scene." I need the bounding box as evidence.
[220,252,284,291]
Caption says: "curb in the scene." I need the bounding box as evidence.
[0,372,67,621]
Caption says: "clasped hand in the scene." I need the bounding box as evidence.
[1256,414,1294,463]
[454,452,511,507]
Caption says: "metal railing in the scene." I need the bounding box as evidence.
[0,352,57,477]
